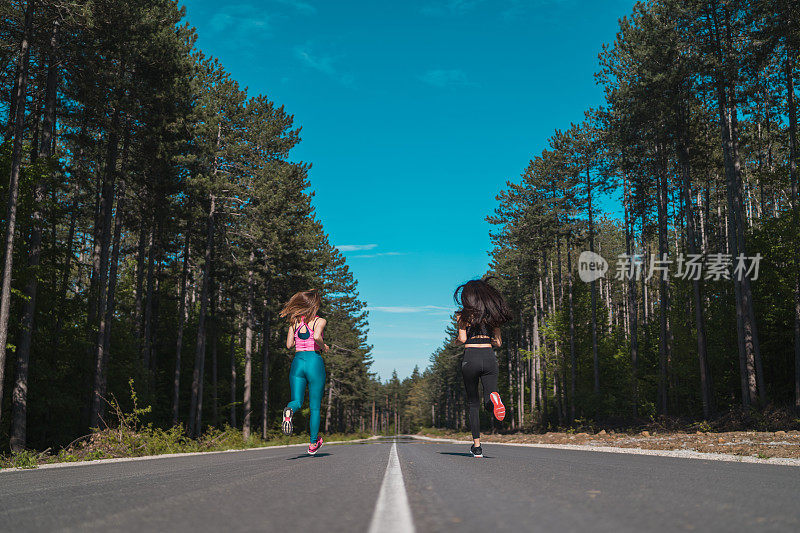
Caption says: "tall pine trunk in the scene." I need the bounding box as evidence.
[786,54,800,411]
[242,251,255,440]
[134,220,146,336]
[655,147,671,415]
[623,180,639,416]
[567,241,576,422]
[531,274,540,414]
[0,0,34,425]
[229,331,237,427]
[732,107,766,406]
[718,82,759,407]
[710,3,762,407]
[209,284,219,428]
[86,108,122,409]
[538,269,546,411]
[517,308,524,427]
[506,339,514,429]
[587,167,600,395]
[261,276,271,439]
[91,176,126,428]
[9,18,57,451]
[53,169,80,346]
[188,196,215,436]
[195,292,205,434]
[90,114,130,428]
[678,128,713,418]
[172,232,191,425]
[141,219,157,371]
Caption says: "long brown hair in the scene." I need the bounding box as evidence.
[454,277,511,330]
[280,290,322,324]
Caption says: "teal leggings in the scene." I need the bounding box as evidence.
[286,351,326,443]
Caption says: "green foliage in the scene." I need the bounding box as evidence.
[4,450,39,469]
[401,0,800,433]
[695,421,712,433]
[102,379,152,431]
[0,0,375,454]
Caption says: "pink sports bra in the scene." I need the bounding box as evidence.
[294,316,320,352]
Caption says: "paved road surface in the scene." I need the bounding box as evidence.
[2,437,799,532]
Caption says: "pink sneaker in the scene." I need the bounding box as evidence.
[489,392,506,421]
[308,436,323,455]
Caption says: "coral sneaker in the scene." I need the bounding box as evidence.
[282,407,294,436]
[489,392,505,421]
[308,436,323,455]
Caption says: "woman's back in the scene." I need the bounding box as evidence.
[465,321,491,340]
[294,317,320,352]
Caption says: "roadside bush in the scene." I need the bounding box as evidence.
[1,380,373,469]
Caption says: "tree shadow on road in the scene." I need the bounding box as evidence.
[438,452,492,459]
[287,453,332,460]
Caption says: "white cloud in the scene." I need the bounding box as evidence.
[421,0,485,16]
[421,0,554,19]
[419,69,471,88]
[352,252,406,259]
[207,5,270,34]
[336,244,378,252]
[273,0,317,14]
[335,244,405,258]
[295,46,335,75]
[294,44,354,86]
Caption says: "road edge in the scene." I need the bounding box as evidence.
[409,435,800,467]
[1,435,382,474]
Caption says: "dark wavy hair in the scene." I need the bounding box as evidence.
[454,277,512,331]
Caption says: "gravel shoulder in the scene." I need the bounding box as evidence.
[418,429,800,461]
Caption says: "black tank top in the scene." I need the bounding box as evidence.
[465,323,492,345]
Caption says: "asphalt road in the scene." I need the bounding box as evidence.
[2,437,799,532]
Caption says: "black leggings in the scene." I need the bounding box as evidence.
[461,346,499,439]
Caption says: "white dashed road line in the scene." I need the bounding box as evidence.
[367,440,416,533]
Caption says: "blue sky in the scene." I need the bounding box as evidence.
[182,0,635,381]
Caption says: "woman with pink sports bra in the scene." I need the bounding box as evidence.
[279,290,329,455]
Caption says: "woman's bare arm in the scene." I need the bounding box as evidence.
[454,313,467,344]
[456,327,467,345]
[491,327,502,348]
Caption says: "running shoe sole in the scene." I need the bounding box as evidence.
[471,450,483,458]
[489,392,505,421]
[282,407,293,436]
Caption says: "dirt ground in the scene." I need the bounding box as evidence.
[419,429,800,459]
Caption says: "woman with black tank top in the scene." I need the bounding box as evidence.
[454,278,513,457]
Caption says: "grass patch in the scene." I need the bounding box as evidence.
[5,450,39,469]
[1,428,371,470]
